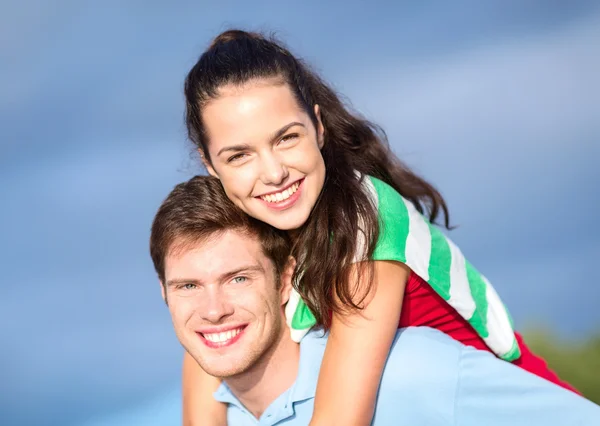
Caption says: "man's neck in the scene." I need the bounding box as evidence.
[225,327,300,419]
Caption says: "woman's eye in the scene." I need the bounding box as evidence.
[227,153,248,163]
[280,133,299,144]
[232,276,247,284]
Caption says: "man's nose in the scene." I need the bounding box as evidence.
[200,288,234,323]
[259,152,289,185]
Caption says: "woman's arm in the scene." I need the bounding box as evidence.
[309,260,410,426]
[182,350,227,426]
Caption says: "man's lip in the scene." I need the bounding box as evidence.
[196,325,247,348]
[254,178,304,197]
[196,324,247,335]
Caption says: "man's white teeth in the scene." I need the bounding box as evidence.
[203,327,243,343]
[260,181,300,203]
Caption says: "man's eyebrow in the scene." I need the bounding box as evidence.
[216,122,305,157]
[218,264,265,282]
[166,265,265,288]
[165,278,202,288]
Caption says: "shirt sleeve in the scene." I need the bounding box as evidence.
[455,344,600,425]
[373,328,600,426]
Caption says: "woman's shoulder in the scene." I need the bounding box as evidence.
[360,175,441,273]
[362,175,410,215]
[361,174,416,233]
[358,175,416,263]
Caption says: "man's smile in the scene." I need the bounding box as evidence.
[197,325,248,348]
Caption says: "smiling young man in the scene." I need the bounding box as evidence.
[150,175,600,425]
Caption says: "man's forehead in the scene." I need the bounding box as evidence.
[165,230,269,277]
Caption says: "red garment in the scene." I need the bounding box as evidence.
[399,271,579,394]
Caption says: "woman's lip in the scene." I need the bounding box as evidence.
[255,178,304,198]
[256,178,304,211]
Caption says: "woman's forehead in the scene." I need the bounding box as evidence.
[202,83,311,144]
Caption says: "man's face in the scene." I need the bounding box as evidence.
[162,230,293,378]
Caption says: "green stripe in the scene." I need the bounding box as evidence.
[291,299,317,330]
[370,177,409,263]
[465,260,489,338]
[502,338,521,362]
[500,301,521,361]
[505,302,516,329]
[426,224,452,300]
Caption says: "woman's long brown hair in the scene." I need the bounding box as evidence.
[184,30,451,327]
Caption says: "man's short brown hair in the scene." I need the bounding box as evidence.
[150,175,291,285]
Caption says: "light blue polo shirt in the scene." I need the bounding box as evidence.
[214,327,600,425]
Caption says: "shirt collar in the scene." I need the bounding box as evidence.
[213,329,328,413]
[213,381,241,407]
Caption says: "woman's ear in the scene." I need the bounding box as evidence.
[314,104,325,149]
[199,150,218,178]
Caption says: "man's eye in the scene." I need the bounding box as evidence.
[232,276,247,284]
[182,283,197,290]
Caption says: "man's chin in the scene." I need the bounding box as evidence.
[188,345,252,378]
[198,358,250,379]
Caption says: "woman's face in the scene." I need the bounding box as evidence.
[201,79,326,231]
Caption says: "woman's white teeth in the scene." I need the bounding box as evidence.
[261,181,300,203]
[203,327,242,343]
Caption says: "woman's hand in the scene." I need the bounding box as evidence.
[182,351,227,426]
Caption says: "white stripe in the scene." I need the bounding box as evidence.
[290,327,310,343]
[481,276,516,356]
[285,288,310,342]
[352,176,379,263]
[362,174,378,201]
[446,238,477,320]
[285,288,301,329]
[403,199,431,281]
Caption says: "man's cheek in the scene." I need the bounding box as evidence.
[170,308,192,333]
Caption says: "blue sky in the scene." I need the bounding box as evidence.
[1,1,599,425]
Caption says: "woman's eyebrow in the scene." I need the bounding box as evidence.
[216,121,305,157]
[217,143,251,157]
[267,121,305,144]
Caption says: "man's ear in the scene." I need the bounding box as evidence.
[160,280,168,306]
[199,149,218,178]
[279,256,297,305]
[313,104,325,149]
